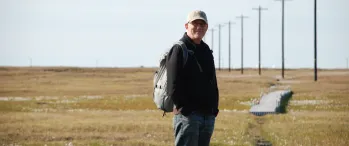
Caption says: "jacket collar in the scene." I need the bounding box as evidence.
[180,32,204,50]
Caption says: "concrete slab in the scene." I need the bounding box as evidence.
[250,89,293,116]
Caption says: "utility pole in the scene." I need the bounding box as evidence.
[225,21,235,72]
[282,0,285,79]
[237,14,249,74]
[218,24,221,71]
[276,0,291,79]
[228,21,231,72]
[217,24,228,71]
[314,0,318,81]
[29,57,32,67]
[209,28,215,69]
[346,58,348,69]
[95,59,99,68]
[253,6,268,76]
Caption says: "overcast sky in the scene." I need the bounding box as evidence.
[1,0,348,68]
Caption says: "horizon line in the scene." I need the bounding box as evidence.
[0,65,348,70]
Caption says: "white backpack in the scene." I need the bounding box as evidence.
[153,41,189,115]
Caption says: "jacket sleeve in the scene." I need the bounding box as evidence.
[210,47,220,115]
[213,68,219,109]
[166,45,184,109]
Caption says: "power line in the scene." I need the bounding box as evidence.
[236,14,249,74]
[253,6,268,76]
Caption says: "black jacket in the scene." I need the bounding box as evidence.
[166,33,219,116]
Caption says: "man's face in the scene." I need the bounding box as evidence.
[185,19,208,41]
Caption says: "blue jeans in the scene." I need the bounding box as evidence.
[173,112,216,146]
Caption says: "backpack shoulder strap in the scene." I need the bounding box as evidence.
[174,41,188,67]
[173,41,203,72]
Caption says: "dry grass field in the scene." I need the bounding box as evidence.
[0,67,348,146]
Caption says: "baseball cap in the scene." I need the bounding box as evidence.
[186,10,208,24]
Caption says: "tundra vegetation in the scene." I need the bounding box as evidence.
[0,67,348,145]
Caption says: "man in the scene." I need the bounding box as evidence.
[166,10,219,146]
